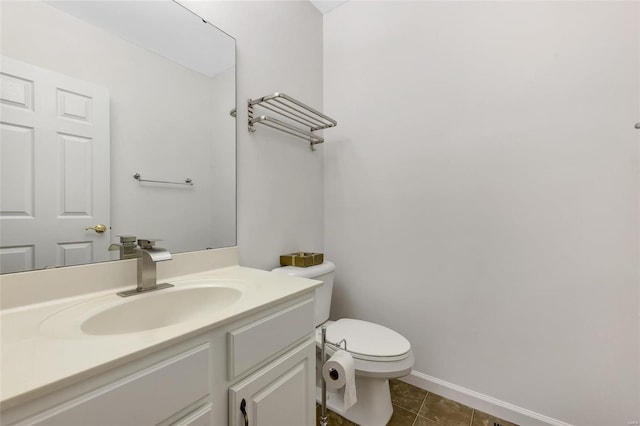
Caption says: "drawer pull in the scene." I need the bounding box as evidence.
[240,398,249,426]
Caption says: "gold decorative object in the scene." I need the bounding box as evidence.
[280,252,324,267]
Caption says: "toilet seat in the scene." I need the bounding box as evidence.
[316,319,411,362]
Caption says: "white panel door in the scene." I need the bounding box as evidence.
[0,56,110,273]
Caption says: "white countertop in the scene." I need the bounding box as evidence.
[0,264,320,410]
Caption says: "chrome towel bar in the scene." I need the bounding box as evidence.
[248,92,337,151]
[250,115,324,146]
[133,173,193,186]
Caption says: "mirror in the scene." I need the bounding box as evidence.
[0,1,236,273]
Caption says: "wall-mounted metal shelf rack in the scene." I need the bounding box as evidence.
[248,92,337,151]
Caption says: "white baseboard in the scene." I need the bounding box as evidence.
[400,370,574,426]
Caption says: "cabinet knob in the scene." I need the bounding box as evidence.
[240,398,248,426]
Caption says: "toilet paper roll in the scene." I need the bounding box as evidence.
[322,350,357,410]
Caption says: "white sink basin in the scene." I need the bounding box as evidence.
[40,285,242,337]
[82,286,242,335]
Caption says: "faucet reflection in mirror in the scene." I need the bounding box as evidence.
[0,0,236,274]
[109,235,138,260]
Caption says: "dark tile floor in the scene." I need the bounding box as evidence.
[316,379,518,426]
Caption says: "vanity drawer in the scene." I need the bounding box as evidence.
[227,298,314,379]
[19,345,210,426]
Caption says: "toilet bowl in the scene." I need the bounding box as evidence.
[272,261,414,426]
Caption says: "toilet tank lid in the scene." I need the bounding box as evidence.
[271,261,335,278]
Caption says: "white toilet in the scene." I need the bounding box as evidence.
[272,261,414,426]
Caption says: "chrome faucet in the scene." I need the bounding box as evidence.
[117,239,173,297]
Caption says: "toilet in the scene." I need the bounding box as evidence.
[272,261,414,426]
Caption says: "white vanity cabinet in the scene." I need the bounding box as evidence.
[227,299,316,426]
[2,294,316,426]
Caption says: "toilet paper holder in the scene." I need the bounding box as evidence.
[327,367,340,381]
[320,327,349,426]
[320,327,329,426]
[328,337,348,351]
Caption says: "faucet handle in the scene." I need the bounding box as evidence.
[137,238,162,249]
[116,235,137,244]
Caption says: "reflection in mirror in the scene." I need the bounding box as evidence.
[0,0,236,274]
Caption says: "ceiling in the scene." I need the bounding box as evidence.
[309,0,349,14]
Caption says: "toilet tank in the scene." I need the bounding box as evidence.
[272,261,335,327]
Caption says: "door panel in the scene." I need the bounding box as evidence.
[0,122,34,217]
[0,245,34,272]
[58,132,93,216]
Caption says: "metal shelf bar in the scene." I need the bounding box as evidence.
[248,92,336,151]
[249,115,324,147]
[261,100,328,130]
[133,173,193,186]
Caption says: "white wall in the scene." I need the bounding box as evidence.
[1,1,236,255]
[324,2,640,426]
[208,66,238,248]
[182,1,325,270]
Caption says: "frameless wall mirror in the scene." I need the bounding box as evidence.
[0,0,236,273]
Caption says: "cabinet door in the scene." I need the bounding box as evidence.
[171,404,212,426]
[229,339,315,426]
[17,345,210,426]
